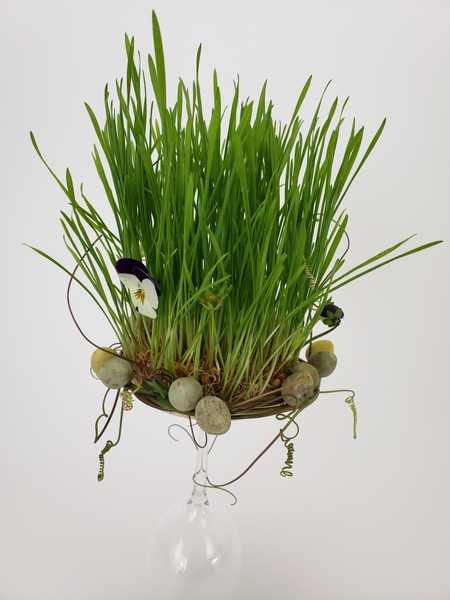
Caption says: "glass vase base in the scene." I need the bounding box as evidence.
[145,498,241,600]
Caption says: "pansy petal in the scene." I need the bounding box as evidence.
[132,282,157,318]
[132,267,162,296]
[117,272,141,290]
[136,301,157,319]
[152,278,162,297]
[116,258,149,276]
[142,278,159,310]
[132,265,151,281]
[116,259,158,319]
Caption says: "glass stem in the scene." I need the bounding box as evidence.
[188,435,209,506]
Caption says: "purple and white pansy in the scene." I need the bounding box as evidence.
[116,258,161,319]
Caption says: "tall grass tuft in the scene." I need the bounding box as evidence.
[29,12,441,419]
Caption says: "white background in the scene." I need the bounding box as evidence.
[1,1,449,599]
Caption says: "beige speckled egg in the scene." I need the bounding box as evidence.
[305,339,334,358]
[91,347,119,376]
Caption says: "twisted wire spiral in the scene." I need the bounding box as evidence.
[303,258,316,289]
[97,440,114,482]
[280,432,295,477]
[345,393,358,439]
[276,411,300,477]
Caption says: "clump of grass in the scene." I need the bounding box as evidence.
[29,12,441,417]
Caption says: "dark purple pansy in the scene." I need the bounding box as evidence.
[320,304,344,327]
[116,258,161,296]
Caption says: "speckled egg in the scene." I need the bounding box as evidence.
[307,350,337,377]
[195,396,231,435]
[91,347,119,376]
[99,357,133,389]
[291,361,320,388]
[305,339,334,359]
[281,371,317,407]
[168,377,204,412]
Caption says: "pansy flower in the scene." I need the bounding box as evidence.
[116,258,161,319]
[320,303,344,327]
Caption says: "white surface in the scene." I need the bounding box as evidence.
[1,1,449,599]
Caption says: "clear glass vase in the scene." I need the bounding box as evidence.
[145,431,242,599]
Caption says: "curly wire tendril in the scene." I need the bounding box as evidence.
[280,437,295,477]
[302,258,316,290]
[345,392,358,439]
[167,420,236,503]
[188,417,209,449]
[320,388,358,439]
[94,389,120,443]
[276,411,300,477]
[192,476,238,506]
[66,233,137,367]
[97,440,114,482]
[96,404,125,482]
[65,234,139,477]
[121,389,134,411]
[206,406,302,490]
[168,423,196,446]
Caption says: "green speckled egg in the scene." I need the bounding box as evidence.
[195,396,231,435]
[291,361,320,388]
[168,377,203,412]
[281,371,317,407]
[307,350,337,377]
[99,357,133,389]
